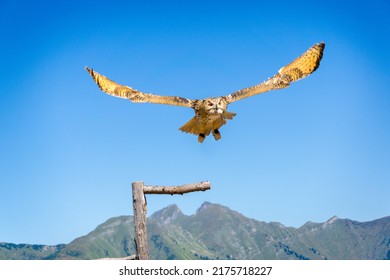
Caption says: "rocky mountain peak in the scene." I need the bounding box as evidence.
[150,204,184,225]
[196,201,213,213]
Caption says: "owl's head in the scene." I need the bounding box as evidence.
[203,97,227,114]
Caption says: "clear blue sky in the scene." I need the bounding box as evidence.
[1,0,389,245]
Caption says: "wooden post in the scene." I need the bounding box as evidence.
[132,181,149,260]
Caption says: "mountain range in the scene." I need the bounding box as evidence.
[1,202,389,260]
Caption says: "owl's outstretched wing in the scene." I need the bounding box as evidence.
[224,42,325,104]
[85,67,194,108]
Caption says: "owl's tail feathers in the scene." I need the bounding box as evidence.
[179,112,237,135]
[179,117,201,135]
[179,117,208,143]
[179,112,237,142]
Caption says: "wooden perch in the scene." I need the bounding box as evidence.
[143,181,211,195]
[131,180,211,260]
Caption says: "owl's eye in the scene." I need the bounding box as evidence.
[208,102,213,107]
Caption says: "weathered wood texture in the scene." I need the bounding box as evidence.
[132,181,149,260]
[143,181,211,195]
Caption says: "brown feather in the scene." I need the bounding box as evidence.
[179,112,236,139]
[85,67,194,107]
[225,42,325,103]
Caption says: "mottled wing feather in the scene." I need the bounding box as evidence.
[225,42,325,104]
[85,67,194,108]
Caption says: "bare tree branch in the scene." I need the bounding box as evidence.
[143,181,211,195]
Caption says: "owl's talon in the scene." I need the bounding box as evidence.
[212,129,221,141]
[198,134,206,143]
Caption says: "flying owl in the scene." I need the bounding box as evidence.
[86,42,325,142]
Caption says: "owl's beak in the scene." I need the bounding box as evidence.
[210,104,224,114]
[216,107,224,114]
